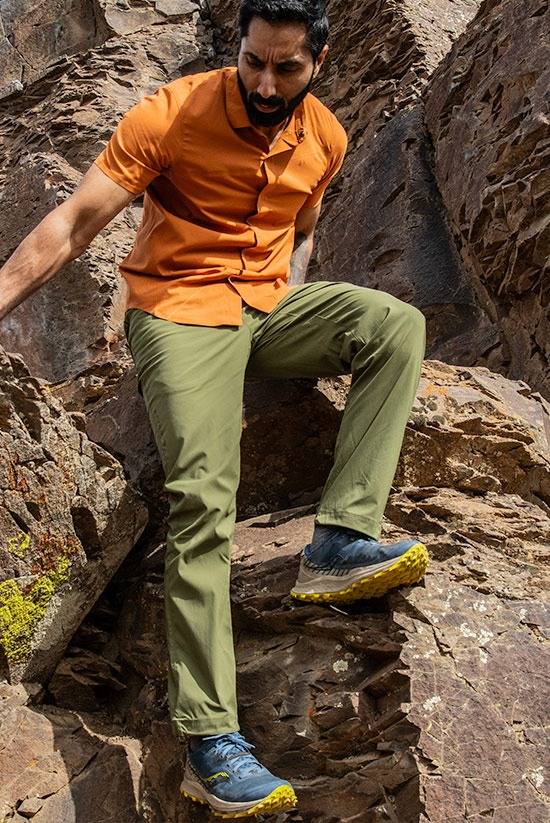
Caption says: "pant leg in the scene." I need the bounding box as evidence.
[245,282,426,540]
[124,308,250,736]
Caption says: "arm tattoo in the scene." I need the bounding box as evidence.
[289,231,313,286]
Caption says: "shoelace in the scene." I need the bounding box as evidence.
[209,733,263,778]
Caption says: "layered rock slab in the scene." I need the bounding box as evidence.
[24,360,549,821]
[0,345,147,683]
[0,0,109,98]
[0,683,142,822]
[304,0,495,366]
[313,104,498,366]
[0,152,134,382]
[424,0,550,398]
[55,366,342,521]
[0,3,207,177]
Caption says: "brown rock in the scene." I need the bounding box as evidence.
[0,0,109,98]
[0,4,211,384]
[80,358,550,533]
[77,371,342,521]
[0,684,142,822]
[313,104,498,366]
[48,361,549,820]
[424,0,550,398]
[16,796,43,818]
[0,346,147,683]
[0,13,208,178]
[0,153,133,382]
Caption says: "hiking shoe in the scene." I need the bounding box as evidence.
[181,732,297,818]
[291,526,429,603]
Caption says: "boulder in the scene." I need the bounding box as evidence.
[0,4,211,382]
[424,0,550,398]
[0,0,109,98]
[0,346,148,683]
[312,104,498,366]
[0,8,208,178]
[0,152,133,382]
[76,369,342,520]
[35,361,549,821]
[0,683,143,822]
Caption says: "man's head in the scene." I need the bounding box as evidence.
[237,0,329,128]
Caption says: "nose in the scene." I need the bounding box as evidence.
[256,68,277,100]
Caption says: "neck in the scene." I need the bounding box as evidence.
[255,115,291,145]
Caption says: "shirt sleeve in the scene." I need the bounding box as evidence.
[94,85,177,195]
[303,123,348,209]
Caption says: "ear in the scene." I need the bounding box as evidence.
[313,44,329,78]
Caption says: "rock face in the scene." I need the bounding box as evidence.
[1,361,547,821]
[67,368,343,519]
[424,0,550,398]
[313,104,498,367]
[0,152,134,382]
[0,0,109,97]
[0,346,147,683]
[0,684,142,823]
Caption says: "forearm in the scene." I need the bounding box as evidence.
[0,210,85,320]
[288,231,314,286]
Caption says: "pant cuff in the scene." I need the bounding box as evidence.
[171,715,240,738]
[314,509,382,541]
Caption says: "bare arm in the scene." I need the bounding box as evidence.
[0,165,137,321]
[288,201,322,286]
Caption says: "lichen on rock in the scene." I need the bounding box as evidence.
[0,555,71,662]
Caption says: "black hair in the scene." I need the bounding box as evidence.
[238,0,329,60]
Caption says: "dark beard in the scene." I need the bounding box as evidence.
[237,69,314,128]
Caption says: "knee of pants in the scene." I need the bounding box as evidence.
[356,291,426,348]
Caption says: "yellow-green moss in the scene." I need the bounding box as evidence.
[0,556,72,663]
[6,531,31,558]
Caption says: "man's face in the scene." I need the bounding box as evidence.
[237,17,328,128]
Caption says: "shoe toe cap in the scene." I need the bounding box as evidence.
[229,775,292,803]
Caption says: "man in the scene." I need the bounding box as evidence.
[0,0,428,817]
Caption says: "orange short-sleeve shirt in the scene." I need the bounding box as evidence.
[94,67,347,327]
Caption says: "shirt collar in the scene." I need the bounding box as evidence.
[225,68,307,147]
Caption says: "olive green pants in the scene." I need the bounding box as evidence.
[123,281,426,737]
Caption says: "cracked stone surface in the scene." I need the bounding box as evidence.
[53,359,550,537]
[313,103,498,369]
[0,346,148,683]
[0,152,134,382]
[63,368,342,520]
[0,683,142,822]
[424,0,550,399]
[0,361,544,821]
[0,0,109,97]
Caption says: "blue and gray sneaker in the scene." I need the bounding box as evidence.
[181,732,297,818]
[291,525,429,603]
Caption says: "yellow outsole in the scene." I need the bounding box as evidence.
[290,542,429,603]
[181,784,298,818]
